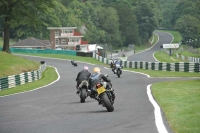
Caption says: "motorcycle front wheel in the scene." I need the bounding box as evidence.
[100,92,114,112]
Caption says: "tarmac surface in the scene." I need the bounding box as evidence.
[0,31,198,133]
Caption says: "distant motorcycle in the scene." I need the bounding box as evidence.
[91,75,115,112]
[71,60,78,67]
[77,80,90,103]
[115,64,122,78]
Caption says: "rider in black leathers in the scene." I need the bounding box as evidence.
[76,66,91,94]
[89,67,113,100]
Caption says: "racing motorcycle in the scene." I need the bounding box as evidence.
[77,80,90,103]
[92,75,115,112]
[115,64,122,78]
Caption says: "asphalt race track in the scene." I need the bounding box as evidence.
[0,32,197,133]
[127,31,173,62]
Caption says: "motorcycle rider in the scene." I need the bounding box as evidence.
[112,59,123,74]
[76,66,91,94]
[89,67,114,103]
[110,59,116,68]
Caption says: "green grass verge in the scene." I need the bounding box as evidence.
[152,32,159,45]
[134,44,152,53]
[152,80,200,133]
[177,49,200,58]
[135,32,159,53]
[154,50,185,62]
[0,51,40,78]
[14,53,106,65]
[0,66,58,96]
[124,68,200,77]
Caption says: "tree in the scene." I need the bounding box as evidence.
[112,3,139,46]
[171,1,197,26]
[12,1,62,40]
[0,0,55,53]
[135,1,160,43]
[174,15,200,41]
[96,6,122,48]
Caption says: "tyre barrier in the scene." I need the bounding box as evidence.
[0,63,46,91]
[93,53,200,73]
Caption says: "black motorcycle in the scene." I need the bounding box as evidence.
[71,60,78,67]
[77,80,90,103]
[91,75,115,112]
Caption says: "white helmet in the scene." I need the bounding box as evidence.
[84,66,89,71]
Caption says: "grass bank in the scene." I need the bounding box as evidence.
[177,49,200,58]
[0,51,40,78]
[135,32,159,53]
[151,32,159,45]
[154,50,185,62]
[0,66,58,96]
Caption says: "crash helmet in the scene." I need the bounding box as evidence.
[93,67,100,73]
[84,66,89,71]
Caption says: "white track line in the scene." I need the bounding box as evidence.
[153,33,160,62]
[104,67,170,133]
[3,55,172,132]
[147,84,168,133]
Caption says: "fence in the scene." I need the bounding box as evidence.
[0,63,46,90]
[176,53,200,63]
[9,48,76,56]
[0,48,94,57]
[93,53,200,73]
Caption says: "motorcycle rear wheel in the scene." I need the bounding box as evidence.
[100,92,114,112]
[117,70,121,78]
[80,88,87,103]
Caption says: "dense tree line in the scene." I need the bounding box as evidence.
[0,0,161,53]
[160,0,200,44]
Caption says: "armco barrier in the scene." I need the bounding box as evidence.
[93,53,200,73]
[0,63,46,90]
[176,53,200,63]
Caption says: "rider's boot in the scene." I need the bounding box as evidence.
[76,85,80,94]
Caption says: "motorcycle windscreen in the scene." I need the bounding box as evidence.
[116,64,120,67]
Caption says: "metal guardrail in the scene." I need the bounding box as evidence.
[0,63,46,90]
[176,53,200,63]
[93,53,200,73]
